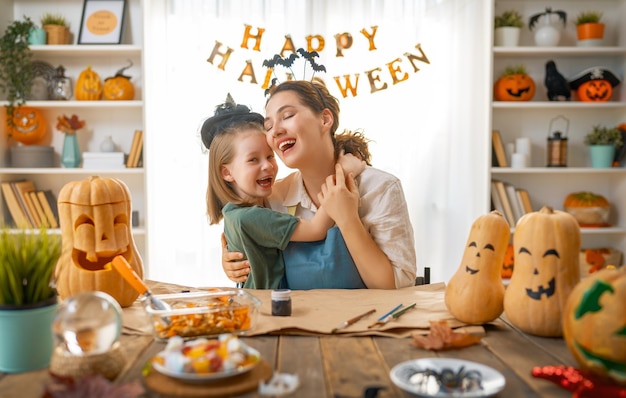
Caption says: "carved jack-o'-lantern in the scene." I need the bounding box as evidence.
[501,243,514,279]
[504,206,581,337]
[445,210,510,324]
[577,79,612,102]
[494,69,536,101]
[75,65,103,101]
[103,61,135,101]
[563,267,626,385]
[54,176,142,307]
[8,106,47,145]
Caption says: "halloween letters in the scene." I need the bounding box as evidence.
[206,25,430,98]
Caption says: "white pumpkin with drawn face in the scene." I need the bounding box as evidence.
[445,211,510,324]
[504,206,581,337]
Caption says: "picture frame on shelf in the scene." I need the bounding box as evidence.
[78,0,127,44]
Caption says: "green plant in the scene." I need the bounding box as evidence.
[575,11,603,25]
[0,229,61,306]
[584,125,624,147]
[495,10,524,28]
[0,16,35,128]
[40,13,68,27]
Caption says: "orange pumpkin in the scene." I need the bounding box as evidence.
[75,66,103,101]
[54,176,143,307]
[564,191,610,227]
[504,206,581,336]
[445,210,510,324]
[7,107,48,145]
[576,80,612,102]
[103,61,135,101]
[563,266,626,385]
[494,67,536,101]
[501,243,514,279]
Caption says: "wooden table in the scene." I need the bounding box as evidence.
[0,313,579,398]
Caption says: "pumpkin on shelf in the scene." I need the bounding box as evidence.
[7,106,47,145]
[501,243,514,279]
[103,60,135,101]
[563,266,626,385]
[54,176,143,308]
[75,65,103,101]
[569,66,621,103]
[494,65,536,101]
[564,191,610,227]
[504,206,581,337]
[445,210,510,324]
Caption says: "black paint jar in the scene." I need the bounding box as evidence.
[271,289,292,316]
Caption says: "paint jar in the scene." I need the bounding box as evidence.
[271,289,292,316]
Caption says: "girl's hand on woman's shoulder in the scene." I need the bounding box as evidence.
[337,149,366,177]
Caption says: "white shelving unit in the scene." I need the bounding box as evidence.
[0,0,148,263]
[491,0,626,252]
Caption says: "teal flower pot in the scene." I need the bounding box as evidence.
[0,298,57,373]
[589,145,615,168]
[61,133,81,168]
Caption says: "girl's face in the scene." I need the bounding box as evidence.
[264,90,329,169]
[221,131,278,203]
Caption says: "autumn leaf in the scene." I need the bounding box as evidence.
[410,320,482,351]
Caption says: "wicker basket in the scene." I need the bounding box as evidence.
[43,24,68,45]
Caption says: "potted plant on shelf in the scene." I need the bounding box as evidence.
[0,228,62,372]
[584,125,623,168]
[494,10,524,46]
[575,11,605,46]
[0,16,35,127]
[40,13,69,45]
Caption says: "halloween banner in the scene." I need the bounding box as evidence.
[205,24,431,98]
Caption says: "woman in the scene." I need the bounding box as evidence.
[223,80,417,289]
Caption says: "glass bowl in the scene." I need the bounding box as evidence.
[143,289,261,341]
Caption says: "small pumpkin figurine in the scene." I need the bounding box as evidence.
[494,65,536,102]
[445,210,510,324]
[75,65,103,101]
[563,266,626,385]
[504,206,581,337]
[564,191,610,227]
[501,243,514,279]
[7,106,48,145]
[103,60,135,101]
[54,176,143,307]
[569,67,621,102]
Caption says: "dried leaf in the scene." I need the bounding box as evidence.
[410,320,482,351]
[43,374,144,398]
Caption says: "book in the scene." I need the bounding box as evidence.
[491,181,505,217]
[492,130,508,167]
[127,130,143,168]
[505,183,524,225]
[493,180,515,227]
[13,180,42,228]
[37,190,59,229]
[1,181,31,228]
[516,188,533,214]
[29,191,49,228]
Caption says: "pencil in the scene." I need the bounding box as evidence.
[377,304,403,321]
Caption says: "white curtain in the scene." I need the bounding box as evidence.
[143,0,491,287]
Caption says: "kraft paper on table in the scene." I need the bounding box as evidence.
[122,281,484,338]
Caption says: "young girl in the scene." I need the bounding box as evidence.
[201,96,363,289]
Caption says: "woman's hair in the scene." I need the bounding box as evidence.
[335,129,372,166]
[201,98,265,224]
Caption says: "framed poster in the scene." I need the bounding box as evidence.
[78,0,126,44]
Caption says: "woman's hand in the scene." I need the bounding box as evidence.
[221,233,250,283]
[318,163,360,226]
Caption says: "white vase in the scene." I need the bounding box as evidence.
[494,27,520,47]
[533,25,561,46]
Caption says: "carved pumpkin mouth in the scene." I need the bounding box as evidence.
[525,277,556,300]
[503,264,514,271]
[585,90,609,100]
[465,265,479,275]
[506,87,531,97]
[72,249,129,271]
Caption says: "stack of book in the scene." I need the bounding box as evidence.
[491,179,533,228]
[82,152,126,169]
[1,180,59,229]
[126,130,144,168]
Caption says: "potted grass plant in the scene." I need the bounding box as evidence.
[575,11,605,46]
[584,125,623,168]
[40,13,69,45]
[494,10,524,46]
[0,228,62,372]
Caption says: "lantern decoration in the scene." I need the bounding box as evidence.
[7,106,48,145]
[75,65,103,101]
[54,176,143,307]
[103,60,135,101]
[503,206,581,337]
[445,210,510,324]
[563,266,626,385]
[569,67,621,102]
[494,66,536,101]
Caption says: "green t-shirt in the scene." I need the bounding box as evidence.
[222,202,299,289]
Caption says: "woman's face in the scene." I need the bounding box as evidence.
[221,131,278,203]
[264,90,327,169]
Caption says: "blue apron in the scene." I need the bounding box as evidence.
[282,226,366,290]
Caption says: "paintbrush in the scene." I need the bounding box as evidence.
[331,309,376,334]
